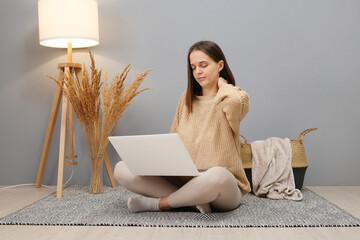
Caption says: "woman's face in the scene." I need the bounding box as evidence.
[189,50,223,91]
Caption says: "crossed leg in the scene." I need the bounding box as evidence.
[113,161,242,213]
[113,161,178,198]
[167,166,242,212]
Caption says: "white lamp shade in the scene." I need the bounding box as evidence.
[38,0,99,48]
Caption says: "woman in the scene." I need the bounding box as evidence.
[114,40,250,213]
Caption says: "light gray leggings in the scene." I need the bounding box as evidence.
[113,161,243,211]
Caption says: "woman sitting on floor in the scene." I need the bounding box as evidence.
[114,40,250,214]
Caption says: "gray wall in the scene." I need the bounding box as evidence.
[0,0,359,187]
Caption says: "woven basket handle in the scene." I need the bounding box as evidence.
[298,128,318,141]
[239,134,248,144]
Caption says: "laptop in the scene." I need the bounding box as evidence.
[108,133,200,176]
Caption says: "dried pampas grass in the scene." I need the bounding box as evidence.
[48,50,151,193]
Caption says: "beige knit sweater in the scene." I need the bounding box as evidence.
[170,83,251,195]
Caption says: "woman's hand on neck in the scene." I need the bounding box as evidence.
[217,77,228,89]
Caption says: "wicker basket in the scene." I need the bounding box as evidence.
[240,128,318,190]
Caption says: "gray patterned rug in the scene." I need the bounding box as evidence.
[1,185,359,228]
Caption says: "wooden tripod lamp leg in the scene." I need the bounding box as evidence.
[57,91,69,198]
[65,44,77,166]
[35,80,62,188]
[66,103,77,165]
[104,151,117,187]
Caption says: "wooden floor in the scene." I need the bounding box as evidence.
[0,186,359,240]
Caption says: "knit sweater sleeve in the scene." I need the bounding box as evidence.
[170,91,186,133]
[215,83,250,134]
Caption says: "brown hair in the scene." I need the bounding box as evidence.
[186,40,235,113]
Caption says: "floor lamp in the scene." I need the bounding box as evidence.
[35,0,116,198]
